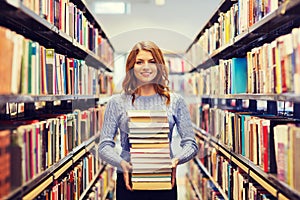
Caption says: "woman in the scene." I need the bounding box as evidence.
[98,41,198,200]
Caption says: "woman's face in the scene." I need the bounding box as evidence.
[133,50,158,84]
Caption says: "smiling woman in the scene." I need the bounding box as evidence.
[133,50,158,85]
[98,40,198,200]
[122,41,170,100]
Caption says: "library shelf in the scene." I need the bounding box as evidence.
[188,0,300,72]
[186,0,236,53]
[70,0,114,52]
[200,93,300,103]
[3,134,101,200]
[0,95,104,105]
[79,164,107,200]
[0,0,113,199]
[193,124,300,200]
[193,157,229,200]
[185,173,203,200]
[0,0,113,72]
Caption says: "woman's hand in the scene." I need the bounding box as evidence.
[171,158,179,187]
[120,160,133,191]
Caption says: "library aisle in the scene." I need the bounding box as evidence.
[4,0,300,200]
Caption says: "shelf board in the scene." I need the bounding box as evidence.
[22,176,53,200]
[249,170,277,197]
[53,160,73,179]
[186,173,202,200]
[86,141,96,152]
[194,158,228,200]
[0,94,104,104]
[73,148,86,163]
[199,93,300,102]
[0,0,113,72]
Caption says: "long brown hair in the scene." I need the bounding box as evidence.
[122,41,170,105]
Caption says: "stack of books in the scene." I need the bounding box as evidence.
[127,110,172,190]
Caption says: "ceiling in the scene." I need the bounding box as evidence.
[85,0,221,54]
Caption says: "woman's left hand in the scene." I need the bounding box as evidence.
[171,158,179,187]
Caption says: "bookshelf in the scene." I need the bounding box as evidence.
[185,0,300,199]
[186,0,300,71]
[0,0,114,199]
[193,125,300,200]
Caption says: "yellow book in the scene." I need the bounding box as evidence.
[129,117,168,123]
[131,143,169,149]
[132,181,172,190]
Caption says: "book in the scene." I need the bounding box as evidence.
[129,116,168,123]
[128,133,168,138]
[130,157,172,164]
[128,122,169,129]
[127,110,167,117]
[131,176,171,182]
[230,57,247,94]
[131,143,169,149]
[129,128,169,134]
[0,27,14,94]
[131,181,172,190]
[127,109,172,190]
[129,137,169,144]
[130,148,170,154]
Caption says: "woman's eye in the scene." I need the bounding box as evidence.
[136,61,143,65]
[149,60,156,64]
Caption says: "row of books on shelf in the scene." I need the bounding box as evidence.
[127,110,173,190]
[20,0,114,65]
[197,103,300,192]
[186,0,285,66]
[0,104,106,199]
[190,25,300,96]
[0,26,113,96]
[168,74,193,95]
[164,56,190,73]
[36,147,102,200]
[189,154,276,200]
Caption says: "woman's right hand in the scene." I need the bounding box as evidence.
[120,160,133,191]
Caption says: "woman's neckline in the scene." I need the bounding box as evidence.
[136,93,159,98]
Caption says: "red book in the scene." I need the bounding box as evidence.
[262,120,270,172]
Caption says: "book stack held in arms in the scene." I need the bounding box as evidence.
[127,110,172,190]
